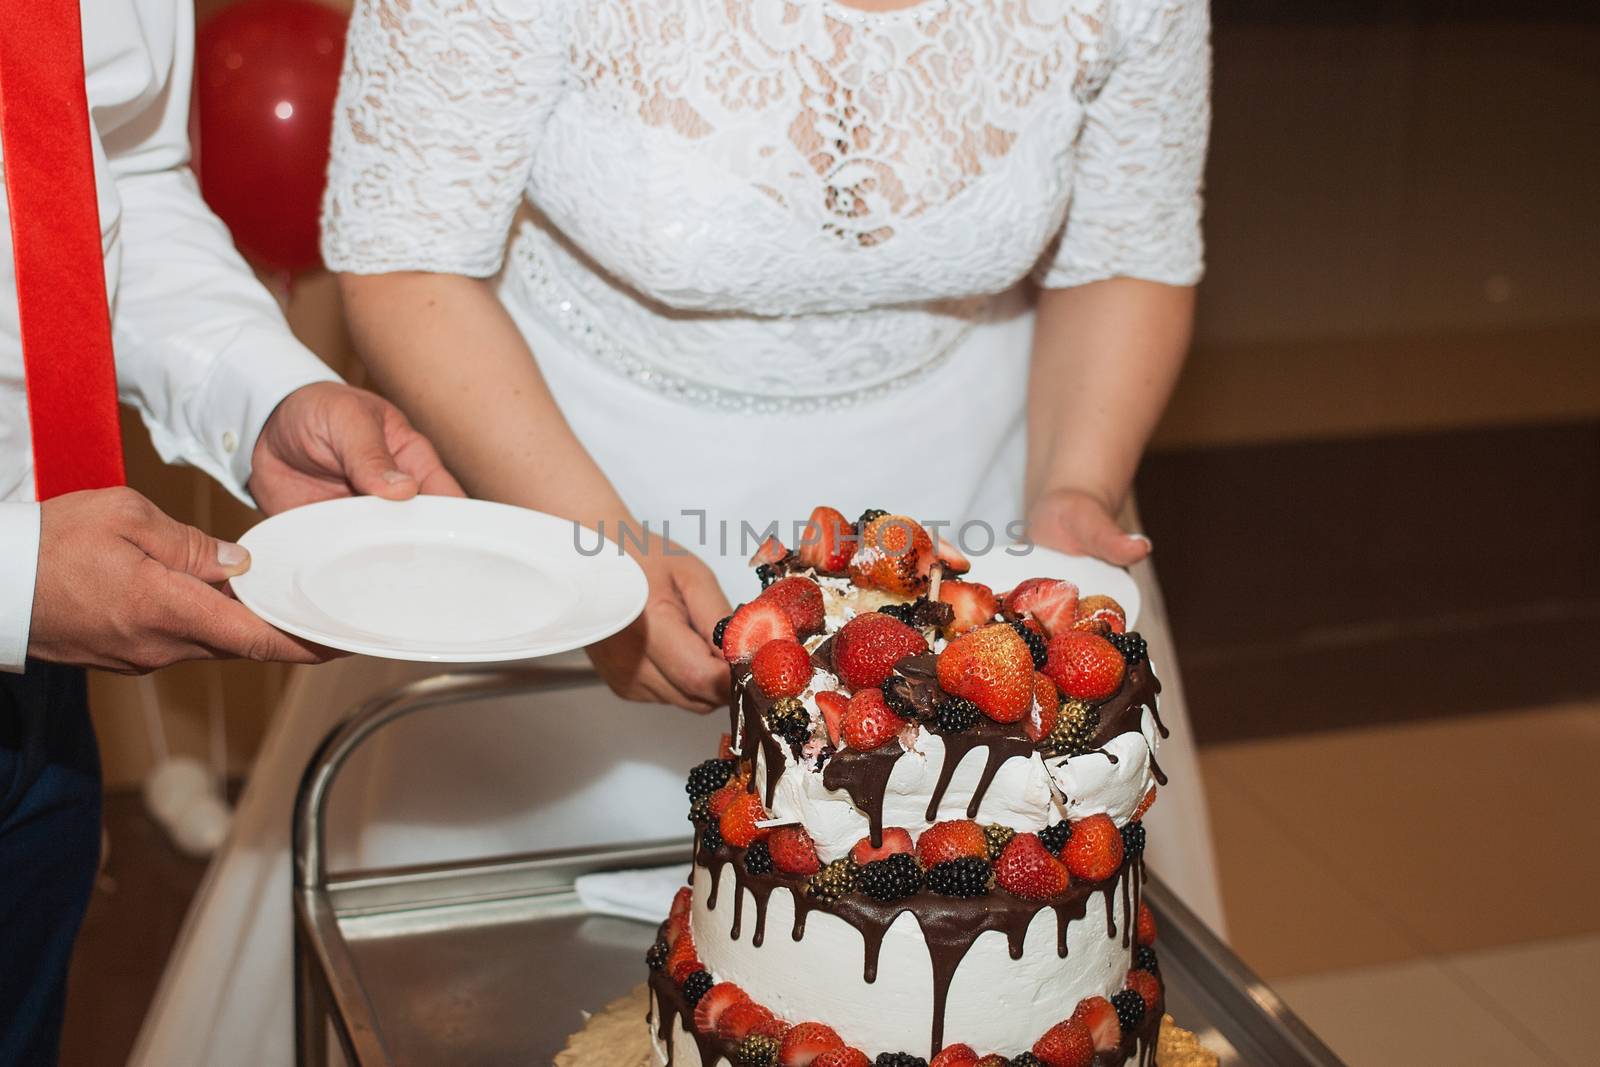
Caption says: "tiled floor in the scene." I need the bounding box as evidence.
[1203,702,1600,1065]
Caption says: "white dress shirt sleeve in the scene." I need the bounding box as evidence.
[0,502,40,672]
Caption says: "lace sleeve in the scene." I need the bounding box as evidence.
[320,0,566,277]
[1036,0,1211,289]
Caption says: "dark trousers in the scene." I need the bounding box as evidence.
[0,662,101,1067]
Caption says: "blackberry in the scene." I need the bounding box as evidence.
[1106,630,1148,666]
[755,562,782,589]
[688,795,711,826]
[645,938,668,971]
[858,853,924,903]
[926,857,993,898]
[807,858,858,903]
[699,822,724,853]
[983,823,1016,860]
[681,969,714,1006]
[874,1054,927,1067]
[1043,700,1100,757]
[1039,821,1072,855]
[1008,619,1049,669]
[713,615,731,648]
[687,758,735,801]
[934,695,981,733]
[1111,988,1146,1030]
[1120,820,1147,860]
[735,1035,780,1067]
[766,697,812,746]
[1010,1056,1045,1067]
[744,841,774,875]
[880,677,917,719]
[877,601,919,625]
[1135,944,1160,974]
[858,508,889,528]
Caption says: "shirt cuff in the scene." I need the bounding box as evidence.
[0,502,42,673]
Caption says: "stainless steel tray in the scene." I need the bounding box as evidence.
[292,670,1345,1067]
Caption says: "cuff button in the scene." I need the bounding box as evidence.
[222,431,238,454]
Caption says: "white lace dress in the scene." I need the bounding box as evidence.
[132,3,1220,1063]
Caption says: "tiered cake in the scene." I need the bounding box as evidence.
[647,508,1169,1067]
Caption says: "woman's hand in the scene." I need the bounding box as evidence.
[1027,486,1151,567]
[586,532,732,714]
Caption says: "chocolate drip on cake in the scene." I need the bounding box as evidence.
[924,721,1039,822]
[820,744,904,849]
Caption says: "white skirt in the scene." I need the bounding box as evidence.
[129,282,1225,1066]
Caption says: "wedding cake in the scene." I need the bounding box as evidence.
[647,509,1168,1067]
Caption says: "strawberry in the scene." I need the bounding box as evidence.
[1073,594,1126,634]
[832,613,927,690]
[692,981,749,1035]
[1136,901,1158,947]
[796,506,857,574]
[1002,578,1080,637]
[666,887,692,945]
[1032,1016,1095,1067]
[719,1000,778,1040]
[815,690,848,747]
[930,1045,980,1067]
[762,576,827,638]
[1044,632,1126,702]
[768,825,822,876]
[1070,995,1123,1052]
[932,538,971,575]
[1024,673,1060,743]
[936,579,999,637]
[666,933,701,983]
[780,1021,845,1066]
[841,688,907,751]
[1063,813,1123,883]
[994,832,1070,900]
[916,820,989,867]
[1134,787,1158,820]
[849,827,913,865]
[722,600,798,664]
[752,639,815,698]
[753,1016,793,1041]
[719,733,737,760]
[719,792,771,848]
[708,776,747,819]
[850,515,935,595]
[974,1058,1009,1067]
[809,1048,870,1067]
[936,623,1034,723]
[749,535,787,568]
[1125,968,1162,1012]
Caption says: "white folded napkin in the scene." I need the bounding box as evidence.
[574,864,691,925]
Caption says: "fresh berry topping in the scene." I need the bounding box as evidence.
[766,696,812,747]
[1032,1016,1095,1067]
[1105,630,1148,665]
[714,615,732,648]
[982,823,1016,860]
[1125,968,1162,1012]
[1063,813,1124,883]
[753,639,814,698]
[745,840,774,874]
[916,820,990,867]
[1134,787,1158,820]
[936,580,998,637]
[811,1050,871,1067]
[1136,901,1158,946]
[699,821,725,853]
[1069,995,1123,1053]
[1008,618,1049,668]
[849,827,914,864]
[768,825,822,876]
[645,938,668,971]
[687,758,736,800]
[806,858,858,902]
[1008,1057,1045,1067]
[708,775,748,819]
[925,857,994,897]
[993,832,1070,900]
[666,886,692,944]
[1024,673,1060,743]
[933,695,981,733]
[668,934,702,983]
[1110,988,1146,1031]
[858,853,925,902]
[936,623,1035,723]
[720,792,771,849]
[1135,944,1160,974]
[1041,700,1100,757]
[932,537,971,575]
[1120,820,1146,860]
[720,733,737,760]
[1073,594,1127,634]
[761,576,827,638]
[779,1022,845,1066]
[682,969,714,1006]
[879,676,918,720]
[796,506,858,575]
[749,536,788,568]
[874,1054,929,1067]
[974,1058,1011,1067]
[756,563,783,589]
[1002,578,1081,637]
[720,1000,779,1041]
[857,508,889,528]
[722,600,799,664]
[736,1034,782,1067]
[815,690,849,747]
[832,613,928,690]
[693,980,750,1033]
[1038,821,1072,855]
[851,515,935,595]
[929,1046,979,1067]
[1044,632,1127,702]
[841,688,908,751]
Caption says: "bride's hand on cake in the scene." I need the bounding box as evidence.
[586,533,732,713]
[1027,487,1151,567]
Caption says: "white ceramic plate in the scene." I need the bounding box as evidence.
[232,496,647,662]
[964,544,1142,629]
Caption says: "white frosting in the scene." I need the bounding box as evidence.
[1048,708,1162,826]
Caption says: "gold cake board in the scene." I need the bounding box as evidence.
[557,986,1219,1067]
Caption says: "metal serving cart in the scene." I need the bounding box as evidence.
[292,669,1347,1067]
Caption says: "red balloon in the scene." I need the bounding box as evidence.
[195,0,347,274]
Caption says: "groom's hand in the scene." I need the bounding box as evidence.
[249,382,464,515]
